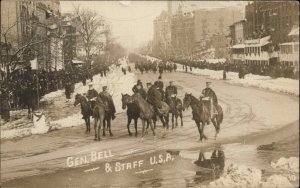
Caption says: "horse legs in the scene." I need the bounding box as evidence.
[84,117,88,133]
[211,117,220,140]
[94,118,98,140]
[148,120,156,140]
[97,117,103,141]
[196,122,202,141]
[140,119,146,142]
[127,118,132,136]
[175,114,178,128]
[180,113,183,127]
[87,117,91,133]
[108,118,113,136]
[134,118,138,137]
[171,114,175,129]
[102,118,106,136]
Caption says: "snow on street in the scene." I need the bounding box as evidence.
[1,57,136,139]
[1,66,298,187]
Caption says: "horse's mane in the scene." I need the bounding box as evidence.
[189,94,202,107]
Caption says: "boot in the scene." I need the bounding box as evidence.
[112,114,116,120]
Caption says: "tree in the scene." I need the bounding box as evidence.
[73,6,104,68]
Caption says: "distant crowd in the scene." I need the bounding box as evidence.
[174,59,298,79]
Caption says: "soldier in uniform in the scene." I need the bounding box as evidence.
[201,82,218,120]
[165,81,177,100]
[87,84,98,110]
[132,80,147,99]
[154,76,164,97]
[99,86,116,120]
[147,82,163,113]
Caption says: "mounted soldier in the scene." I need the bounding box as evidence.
[201,82,218,121]
[86,83,98,110]
[146,82,163,112]
[154,76,164,97]
[132,80,147,99]
[165,81,177,101]
[99,86,116,120]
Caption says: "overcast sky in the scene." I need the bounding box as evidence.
[61,1,247,51]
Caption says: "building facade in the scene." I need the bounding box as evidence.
[171,6,195,58]
[245,1,299,45]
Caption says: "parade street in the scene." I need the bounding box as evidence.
[2,67,299,187]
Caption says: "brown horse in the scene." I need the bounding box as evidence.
[130,93,156,141]
[183,93,223,141]
[166,97,184,129]
[74,94,92,133]
[93,99,106,141]
[121,93,157,136]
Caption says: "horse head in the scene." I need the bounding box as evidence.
[74,93,81,106]
[183,93,192,110]
[121,93,132,110]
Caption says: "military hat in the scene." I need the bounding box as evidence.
[89,83,93,86]
[169,81,174,83]
[146,82,152,86]
[158,75,162,79]
[137,79,142,83]
[103,86,107,90]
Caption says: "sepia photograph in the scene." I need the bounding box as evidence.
[0,0,299,187]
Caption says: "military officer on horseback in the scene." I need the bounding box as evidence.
[132,80,147,99]
[87,83,98,110]
[165,81,178,101]
[201,82,218,120]
[154,76,164,97]
[99,86,116,120]
[146,82,163,112]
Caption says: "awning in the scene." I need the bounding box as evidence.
[288,27,299,36]
[231,43,245,49]
[245,36,271,47]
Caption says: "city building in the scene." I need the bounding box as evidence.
[279,26,299,74]
[193,7,243,59]
[171,5,195,58]
[245,1,299,45]
[229,20,246,64]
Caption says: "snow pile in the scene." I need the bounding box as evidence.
[1,57,136,139]
[208,164,262,188]
[205,164,294,188]
[260,175,293,188]
[177,64,299,96]
[1,112,49,139]
[271,157,299,173]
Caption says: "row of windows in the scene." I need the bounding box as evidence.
[280,44,299,54]
[245,60,269,66]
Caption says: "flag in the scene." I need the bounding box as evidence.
[30,58,38,70]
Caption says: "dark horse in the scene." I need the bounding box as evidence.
[121,93,157,137]
[23,85,39,120]
[130,93,156,141]
[74,94,92,133]
[166,97,184,129]
[183,93,223,141]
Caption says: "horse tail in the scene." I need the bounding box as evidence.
[218,105,223,124]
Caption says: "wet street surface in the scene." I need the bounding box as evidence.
[1,70,299,187]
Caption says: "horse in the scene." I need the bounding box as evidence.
[130,93,156,141]
[74,94,92,133]
[166,96,184,129]
[23,86,38,120]
[183,93,223,141]
[93,100,106,141]
[122,93,157,137]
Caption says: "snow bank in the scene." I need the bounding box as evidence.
[177,64,299,96]
[271,157,299,173]
[204,164,295,188]
[1,57,136,139]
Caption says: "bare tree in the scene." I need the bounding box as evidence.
[73,6,104,68]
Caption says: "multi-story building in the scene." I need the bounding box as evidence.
[229,20,246,64]
[1,0,62,74]
[193,7,243,58]
[245,1,299,45]
[171,5,195,58]
[279,26,299,74]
